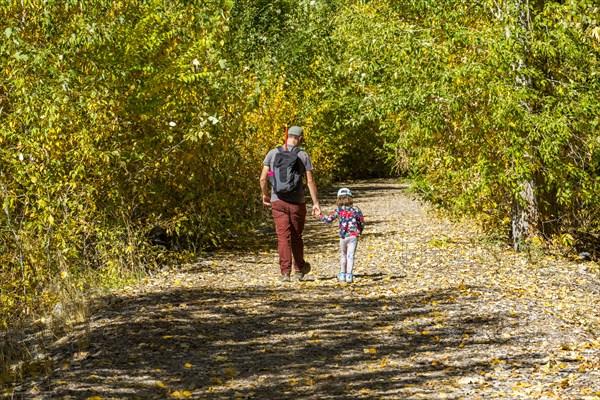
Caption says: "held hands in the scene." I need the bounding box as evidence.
[312,204,321,217]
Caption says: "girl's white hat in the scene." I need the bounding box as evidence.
[337,188,353,197]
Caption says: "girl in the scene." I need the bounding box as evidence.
[317,188,365,283]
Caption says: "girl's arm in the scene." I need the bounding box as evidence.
[318,208,338,224]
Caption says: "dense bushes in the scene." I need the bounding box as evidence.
[1,0,598,332]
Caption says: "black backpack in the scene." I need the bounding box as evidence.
[270,146,305,194]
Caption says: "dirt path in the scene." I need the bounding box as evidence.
[8,179,600,399]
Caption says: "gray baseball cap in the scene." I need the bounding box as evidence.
[337,188,353,197]
[288,126,304,136]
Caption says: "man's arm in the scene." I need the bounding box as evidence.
[305,170,321,216]
[260,165,271,206]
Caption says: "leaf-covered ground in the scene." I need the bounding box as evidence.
[6,180,600,399]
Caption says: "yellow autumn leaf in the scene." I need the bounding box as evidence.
[514,382,531,388]
[210,377,223,384]
[86,397,103,400]
[156,381,168,389]
[184,363,193,368]
[363,347,377,354]
[171,391,185,399]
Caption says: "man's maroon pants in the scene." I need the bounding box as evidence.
[271,200,307,276]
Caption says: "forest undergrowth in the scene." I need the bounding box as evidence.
[2,179,599,399]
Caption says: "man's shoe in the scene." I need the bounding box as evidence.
[337,272,346,283]
[300,262,311,276]
[345,273,354,283]
[280,274,291,282]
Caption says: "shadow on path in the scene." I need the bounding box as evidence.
[21,283,541,399]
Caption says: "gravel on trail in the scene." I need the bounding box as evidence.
[7,179,599,400]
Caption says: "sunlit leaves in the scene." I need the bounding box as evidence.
[331,0,600,245]
[2,0,599,347]
[0,0,255,329]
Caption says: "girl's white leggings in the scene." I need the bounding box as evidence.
[340,235,358,274]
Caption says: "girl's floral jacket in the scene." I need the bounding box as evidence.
[319,206,365,238]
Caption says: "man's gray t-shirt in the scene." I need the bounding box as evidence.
[263,145,314,203]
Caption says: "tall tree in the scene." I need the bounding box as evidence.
[498,0,541,250]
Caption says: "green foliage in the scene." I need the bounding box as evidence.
[1,0,599,334]
[0,0,259,329]
[334,0,600,243]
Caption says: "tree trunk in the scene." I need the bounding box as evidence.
[511,180,538,251]
[495,0,541,250]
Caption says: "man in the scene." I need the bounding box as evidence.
[260,126,321,281]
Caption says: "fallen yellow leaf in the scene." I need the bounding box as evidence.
[515,382,531,388]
